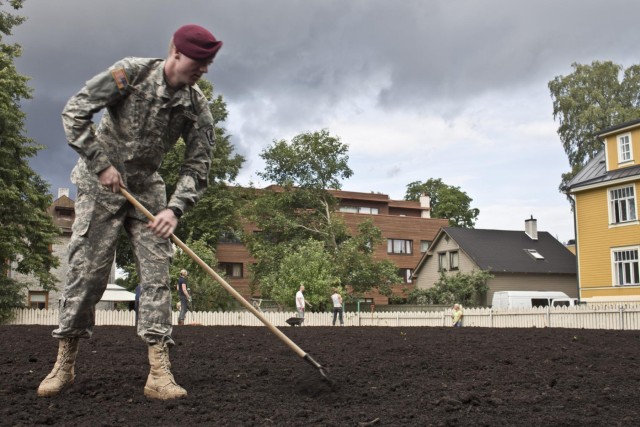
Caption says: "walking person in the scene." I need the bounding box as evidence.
[37,24,222,400]
[177,270,191,325]
[331,288,344,326]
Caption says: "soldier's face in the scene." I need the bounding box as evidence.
[177,53,213,85]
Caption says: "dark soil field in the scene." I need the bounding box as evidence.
[1,325,640,426]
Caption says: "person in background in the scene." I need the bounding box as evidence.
[452,303,464,327]
[134,284,141,327]
[37,24,222,401]
[331,288,344,326]
[177,269,191,325]
[295,285,312,323]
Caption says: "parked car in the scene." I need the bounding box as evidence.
[491,291,577,309]
[550,298,580,308]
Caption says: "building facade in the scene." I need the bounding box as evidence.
[566,119,640,301]
[218,188,449,305]
[412,218,578,306]
[334,190,449,304]
[30,187,448,307]
[10,189,75,309]
[17,188,119,309]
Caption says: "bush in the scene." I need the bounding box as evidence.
[0,277,26,324]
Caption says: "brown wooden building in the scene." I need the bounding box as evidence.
[220,188,449,305]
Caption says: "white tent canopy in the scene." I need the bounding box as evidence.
[100,284,136,302]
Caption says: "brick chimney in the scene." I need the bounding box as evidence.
[525,215,538,240]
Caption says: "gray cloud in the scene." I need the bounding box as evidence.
[9,0,640,240]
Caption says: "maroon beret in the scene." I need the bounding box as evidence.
[173,24,222,60]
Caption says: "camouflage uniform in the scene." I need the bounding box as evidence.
[53,57,215,345]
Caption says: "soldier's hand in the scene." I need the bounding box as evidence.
[148,209,178,239]
[98,165,125,193]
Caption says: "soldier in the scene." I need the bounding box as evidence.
[37,24,222,400]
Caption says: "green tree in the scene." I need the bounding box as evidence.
[250,129,353,250]
[259,129,353,189]
[256,129,353,249]
[549,60,640,190]
[170,238,234,311]
[408,270,492,307]
[245,130,400,305]
[0,0,60,322]
[258,239,337,310]
[158,79,245,247]
[405,178,479,227]
[333,220,400,297]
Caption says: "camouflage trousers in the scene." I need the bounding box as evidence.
[52,192,175,346]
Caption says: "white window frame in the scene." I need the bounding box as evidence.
[398,268,413,283]
[220,262,243,278]
[387,239,413,255]
[420,240,430,253]
[608,184,637,225]
[449,251,459,270]
[339,206,379,215]
[617,133,633,163]
[28,291,48,309]
[611,246,640,286]
[525,249,545,260]
[339,206,358,213]
[438,252,448,271]
[358,207,379,215]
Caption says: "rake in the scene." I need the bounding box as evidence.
[120,188,335,389]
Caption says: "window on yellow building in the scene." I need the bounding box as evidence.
[609,185,637,224]
[612,247,639,286]
[618,133,633,163]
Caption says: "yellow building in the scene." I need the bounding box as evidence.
[566,119,640,302]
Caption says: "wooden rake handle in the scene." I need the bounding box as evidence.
[120,188,307,359]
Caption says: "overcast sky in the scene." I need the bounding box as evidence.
[10,0,640,243]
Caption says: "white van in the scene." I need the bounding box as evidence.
[491,291,578,309]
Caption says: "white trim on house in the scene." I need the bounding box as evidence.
[568,175,639,194]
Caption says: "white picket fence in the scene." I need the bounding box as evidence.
[8,304,640,330]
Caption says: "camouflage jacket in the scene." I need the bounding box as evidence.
[63,57,215,219]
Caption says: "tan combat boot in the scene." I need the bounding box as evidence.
[144,343,187,400]
[37,337,80,397]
